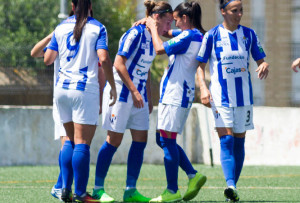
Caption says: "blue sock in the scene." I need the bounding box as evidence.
[220,135,236,188]
[177,145,197,176]
[160,137,179,192]
[54,150,63,189]
[61,140,75,190]
[234,137,245,185]
[156,132,196,176]
[95,141,117,187]
[72,144,90,196]
[126,141,147,188]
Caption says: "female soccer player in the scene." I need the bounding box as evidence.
[44,0,117,202]
[292,58,300,72]
[146,1,207,202]
[91,1,173,202]
[197,0,269,201]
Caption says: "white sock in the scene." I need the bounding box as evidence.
[94,186,104,190]
[167,189,176,194]
[188,174,196,179]
[125,187,136,191]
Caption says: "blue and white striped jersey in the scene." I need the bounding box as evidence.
[113,25,156,103]
[159,29,203,108]
[48,15,108,94]
[197,24,266,107]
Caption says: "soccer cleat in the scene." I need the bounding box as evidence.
[73,192,100,203]
[150,189,182,202]
[224,186,240,202]
[183,172,207,201]
[123,188,151,202]
[51,186,62,201]
[61,188,72,202]
[92,188,115,202]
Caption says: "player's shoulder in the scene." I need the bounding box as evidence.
[128,24,146,35]
[87,17,106,29]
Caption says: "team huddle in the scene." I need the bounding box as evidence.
[31,0,270,202]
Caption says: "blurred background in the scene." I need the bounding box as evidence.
[0,0,299,107]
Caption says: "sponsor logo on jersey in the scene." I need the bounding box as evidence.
[222,55,245,61]
[141,42,150,50]
[136,69,147,77]
[168,30,189,46]
[225,67,246,74]
[141,59,152,64]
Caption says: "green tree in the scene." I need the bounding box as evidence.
[0,0,136,69]
[0,0,60,68]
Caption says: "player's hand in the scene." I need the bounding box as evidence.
[132,18,147,27]
[256,62,269,79]
[200,88,212,108]
[291,58,300,73]
[132,90,144,108]
[146,17,157,31]
[109,87,117,106]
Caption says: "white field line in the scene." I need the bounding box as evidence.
[0,186,299,190]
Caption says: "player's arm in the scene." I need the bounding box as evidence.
[255,59,269,80]
[44,49,58,66]
[291,58,300,73]
[146,17,166,55]
[31,32,53,58]
[197,62,211,108]
[98,64,106,114]
[98,49,117,106]
[114,55,144,108]
[162,30,173,38]
[146,70,153,114]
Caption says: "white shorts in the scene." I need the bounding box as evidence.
[53,101,66,140]
[102,95,149,133]
[54,88,99,125]
[211,103,254,133]
[157,103,190,134]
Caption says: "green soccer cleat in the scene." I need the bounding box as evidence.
[183,172,207,201]
[92,188,115,202]
[224,186,240,202]
[123,188,151,202]
[150,189,182,202]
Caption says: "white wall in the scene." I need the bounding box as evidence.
[1,104,300,166]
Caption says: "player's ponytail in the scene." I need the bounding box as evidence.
[174,1,206,34]
[144,0,173,18]
[73,0,91,42]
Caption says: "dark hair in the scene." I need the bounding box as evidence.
[144,0,173,18]
[73,0,91,42]
[174,1,206,34]
[219,0,241,10]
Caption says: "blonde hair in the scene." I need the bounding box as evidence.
[144,0,173,17]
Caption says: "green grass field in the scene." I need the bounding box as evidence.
[0,164,299,202]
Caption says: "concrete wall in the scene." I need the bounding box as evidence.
[1,104,300,166]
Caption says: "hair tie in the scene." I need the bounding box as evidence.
[221,0,237,9]
[150,8,172,15]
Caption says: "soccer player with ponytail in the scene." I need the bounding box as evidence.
[92,1,173,202]
[197,0,269,201]
[146,1,207,202]
[44,0,117,202]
